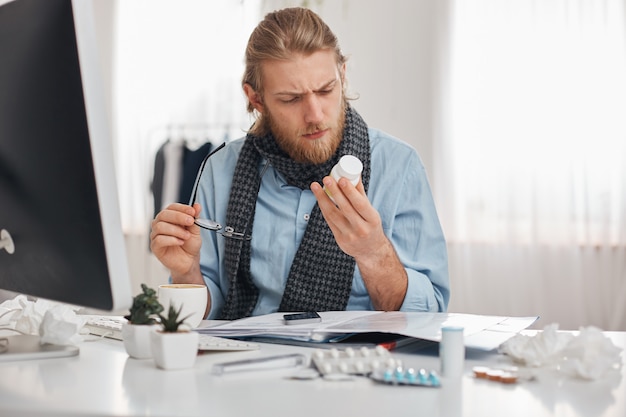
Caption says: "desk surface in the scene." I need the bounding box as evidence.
[0,329,624,417]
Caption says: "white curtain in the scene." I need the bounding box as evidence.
[436,0,626,330]
[112,0,261,234]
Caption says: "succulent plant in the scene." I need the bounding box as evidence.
[124,283,163,325]
[157,303,193,332]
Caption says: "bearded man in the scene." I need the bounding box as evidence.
[150,7,449,320]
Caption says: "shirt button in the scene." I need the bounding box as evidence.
[303,213,310,221]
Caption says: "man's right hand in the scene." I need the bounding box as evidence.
[150,203,203,282]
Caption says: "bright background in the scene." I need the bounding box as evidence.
[92,0,625,330]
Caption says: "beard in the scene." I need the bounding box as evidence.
[266,105,345,165]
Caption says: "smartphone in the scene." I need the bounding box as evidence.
[283,311,322,325]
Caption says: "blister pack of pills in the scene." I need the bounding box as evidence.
[311,346,441,387]
[312,346,397,376]
[370,366,441,387]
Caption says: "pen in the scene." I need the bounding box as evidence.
[212,353,309,375]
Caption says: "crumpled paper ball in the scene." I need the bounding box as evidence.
[558,326,623,380]
[500,323,623,380]
[0,294,86,346]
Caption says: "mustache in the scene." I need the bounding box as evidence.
[300,124,329,135]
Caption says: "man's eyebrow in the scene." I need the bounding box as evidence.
[274,78,338,97]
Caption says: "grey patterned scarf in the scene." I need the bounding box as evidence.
[219,105,370,320]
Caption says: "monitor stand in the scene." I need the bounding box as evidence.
[0,334,79,362]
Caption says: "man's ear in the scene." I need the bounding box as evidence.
[243,84,264,113]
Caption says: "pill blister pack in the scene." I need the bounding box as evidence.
[370,366,441,387]
[312,346,396,376]
[311,346,441,387]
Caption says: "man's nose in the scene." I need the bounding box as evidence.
[303,95,324,125]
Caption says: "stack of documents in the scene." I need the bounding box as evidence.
[196,311,538,351]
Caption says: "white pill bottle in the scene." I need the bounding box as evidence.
[324,155,363,203]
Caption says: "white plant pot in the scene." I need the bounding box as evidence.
[122,323,157,359]
[150,330,199,370]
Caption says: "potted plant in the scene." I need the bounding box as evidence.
[150,303,199,370]
[121,284,163,359]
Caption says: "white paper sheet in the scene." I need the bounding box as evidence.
[196,311,538,350]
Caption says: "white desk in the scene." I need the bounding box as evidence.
[0,330,624,417]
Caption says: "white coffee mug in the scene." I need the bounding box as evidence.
[157,284,208,328]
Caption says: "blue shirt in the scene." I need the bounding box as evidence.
[196,128,449,319]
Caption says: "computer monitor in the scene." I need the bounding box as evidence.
[0,0,133,358]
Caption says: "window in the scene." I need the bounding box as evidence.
[438,0,626,247]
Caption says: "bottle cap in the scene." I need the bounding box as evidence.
[337,155,363,180]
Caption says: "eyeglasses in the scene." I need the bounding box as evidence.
[190,142,269,241]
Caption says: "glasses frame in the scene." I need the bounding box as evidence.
[190,142,269,241]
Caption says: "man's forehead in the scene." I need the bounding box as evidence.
[261,50,340,93]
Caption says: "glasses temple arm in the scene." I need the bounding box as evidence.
[189,141,227,205]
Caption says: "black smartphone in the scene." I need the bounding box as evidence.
[283,311,322,325]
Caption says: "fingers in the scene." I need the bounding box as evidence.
[316,176,371,224]
[191,202,202,218]
[158,203,197,227]
[311,177,385,257]
[150,203,199,247]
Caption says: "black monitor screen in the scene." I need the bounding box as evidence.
[0,0,131,311]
